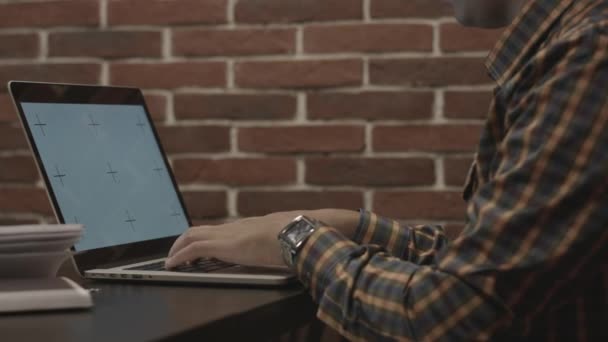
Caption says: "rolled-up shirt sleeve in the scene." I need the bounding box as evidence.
[353,210,448,265]
[295,227,508,341]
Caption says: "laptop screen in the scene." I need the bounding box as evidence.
[19,102,189,251]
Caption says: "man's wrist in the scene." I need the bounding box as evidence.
[305,209,360,239]
[278,215,325,268]
[274,209,361,268]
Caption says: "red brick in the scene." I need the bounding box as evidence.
[108,0,226,26]
[0,187,53,216]
[174,93,296,120]
[0,93,18,123]
[235,59,362,89]
[308,91,433,120]
[238,191,363,217]
[443,222,467,240]
[0,156,39,183]
[444,156,474,187]
[181,191,227,219]
[143,93,167,122]
[156,126,230,154]
[373,124,482,153]
[370,58,490,86]
[0,0,99,28]
[174,28,295,57]
[374,191,465,220]
[371,0,452,18]
[306,158,435,186]
[49,31,162,59]
[0,33,39,58]
[440,23,503,52]
[173,158,296,185]
[239,125,365,153]
[235,0,362,23]
[0,64,100,91]
[0,126,27,151]
[110,62,225,89]
[444,91,492,120]
[304,24,432,53]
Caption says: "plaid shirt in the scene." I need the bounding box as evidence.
[295,0,608,340]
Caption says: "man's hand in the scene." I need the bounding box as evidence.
[165,209,360,269]
[166,212,293,268]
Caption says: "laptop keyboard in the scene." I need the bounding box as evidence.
[125,258,235,273]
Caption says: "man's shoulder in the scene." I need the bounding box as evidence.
[557,0,608,41]
[528,0,608,71]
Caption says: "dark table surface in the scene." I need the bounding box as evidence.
[0,280,316,342]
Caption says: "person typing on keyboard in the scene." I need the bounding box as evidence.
[166,0,608,340]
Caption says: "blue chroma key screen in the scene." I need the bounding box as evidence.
[21,102,189,251]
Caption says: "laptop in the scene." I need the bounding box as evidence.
[9,81,295,286]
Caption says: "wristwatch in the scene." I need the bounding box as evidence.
[278,215,325,268]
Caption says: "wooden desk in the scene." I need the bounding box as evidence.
[0,281,316,342]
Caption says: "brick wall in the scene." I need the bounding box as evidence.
[0,0,501,236]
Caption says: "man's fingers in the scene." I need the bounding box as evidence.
[167,231,191,257]
[168,227,213,257]
[165,241,217,269]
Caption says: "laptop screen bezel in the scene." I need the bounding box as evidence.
[8,81,192,274]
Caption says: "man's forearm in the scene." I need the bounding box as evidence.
[305,209,361,239]
[294,227,507,341]
[309,210,449,264]
[264,208,360,240]
[270,208,447,263]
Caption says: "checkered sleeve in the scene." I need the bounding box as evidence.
[295,227,508,341]
[353,210,448,264]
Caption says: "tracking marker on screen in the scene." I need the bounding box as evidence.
[53,165,67,187]
[87,114,101,136]
[153,160,164,178]
[170,205,182,222]
[136,116,146,135]
[106,162,120,184]
[34,114,47,136]
[124,210,137,231]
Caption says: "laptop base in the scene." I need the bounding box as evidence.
[85,258,296,286]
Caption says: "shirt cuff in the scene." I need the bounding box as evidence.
[352,208,369,244]
[352,209,410,258]
[295,226,366,301]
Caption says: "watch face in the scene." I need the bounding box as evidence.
[287,220,313,246]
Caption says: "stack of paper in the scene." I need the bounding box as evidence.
[0,277,93,313]
[0,224,93,313]
[0,224,83,278]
